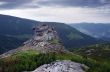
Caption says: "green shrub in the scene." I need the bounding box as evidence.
[0,50,110,72]
[49,38,60,44]
[0,50,56,72]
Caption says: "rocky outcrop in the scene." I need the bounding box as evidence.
[22,24,68,54]
[24,24,58,46]
[0,24,69,58]
[33,60,89,72]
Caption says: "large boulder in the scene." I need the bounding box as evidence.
[33,60,89,72]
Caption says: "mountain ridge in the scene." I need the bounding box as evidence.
[70,23,110,41]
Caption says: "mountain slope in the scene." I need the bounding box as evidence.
[70,23,110,41]
[0,14,38,35]
[0,35,24,54]
[0,14,101,54]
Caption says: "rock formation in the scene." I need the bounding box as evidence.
[21,24,68,53]
[0,24,68,58]
[24,24,58,46]
[32,60,89,72]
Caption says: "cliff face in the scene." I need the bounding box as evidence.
[0,24,68,58]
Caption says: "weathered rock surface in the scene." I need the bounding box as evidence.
[33,60,88,72]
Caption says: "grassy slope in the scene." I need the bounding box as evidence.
[70,43,110,60]
[0,50,110,72]
[70,43,110,72]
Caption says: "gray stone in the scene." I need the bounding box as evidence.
[33,60,88,72]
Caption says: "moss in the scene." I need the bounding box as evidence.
[49,38,61,44]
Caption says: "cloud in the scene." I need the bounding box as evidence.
[37,0,110,8]
[0,0,39,9]
[0,7,110,23]
[0,0,110,23]
[0,0,110,10]
[0,2,6,5]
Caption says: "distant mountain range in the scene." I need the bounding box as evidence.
[0,14,102,54]
[70,23,110,41]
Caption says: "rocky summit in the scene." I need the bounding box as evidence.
[32,60,89,72]
[22,24,68,53]
[0,24,68,58]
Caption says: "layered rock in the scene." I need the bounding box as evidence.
[33,60,89,72]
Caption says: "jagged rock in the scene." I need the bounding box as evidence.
[24,24,58,46]
[32,60,89,72]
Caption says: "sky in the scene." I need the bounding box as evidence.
[0,0,110,23]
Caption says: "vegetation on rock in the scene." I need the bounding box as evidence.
[49,38,61,44]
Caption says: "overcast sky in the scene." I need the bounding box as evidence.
[0,0,110,23]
